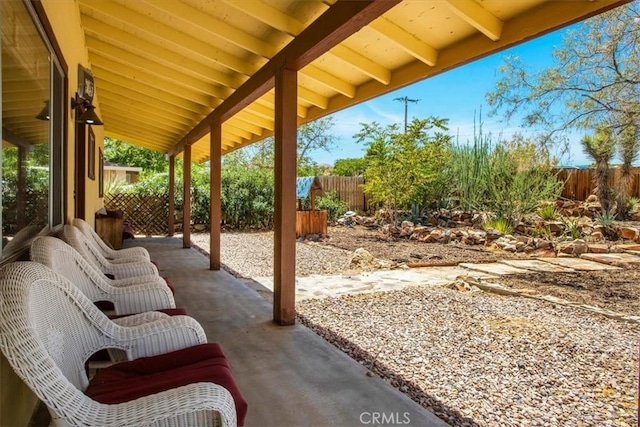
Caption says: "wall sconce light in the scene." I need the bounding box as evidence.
[71,96,103,126]
[72,65,103,126]
[35,100,50,121]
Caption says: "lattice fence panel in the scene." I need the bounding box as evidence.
[105,193,169,236]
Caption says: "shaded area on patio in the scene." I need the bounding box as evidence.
[134,236,448,427]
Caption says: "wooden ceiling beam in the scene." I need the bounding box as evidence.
[90,58,221,108]
[105,131,171,152]
[235,110,275,131]
[368,18,439,66]
[137,0,277,57]
[302,65,356,98]
[93,71,210,116]
[222,123,252,140]
[444,0,503,41]
[169,0,401,156]
[257,94,308,118]
[80,4,255,76]
[100,105,189,134]
[221,0,305,36]
[298,86,329,109]
[329,45,391,85]
[83,28,240,88]
[225,118,263,137]
[87,39,233,99]
[99,89,208,125]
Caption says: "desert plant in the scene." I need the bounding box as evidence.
[561,217,582,239]
[537,204,558,221]
[450,131,562,221]
[581,126,615,213]
[595,209,616,226]
[627,197,639,212]
[531,224,554,240]
[482,216,513,235]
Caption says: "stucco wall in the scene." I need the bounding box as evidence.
[43,0,105,227]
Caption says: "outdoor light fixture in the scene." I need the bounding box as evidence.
[35,100,50,121]
[71,97,103,125]
[71,64,104,126]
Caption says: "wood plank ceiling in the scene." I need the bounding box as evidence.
[78,0,629,163]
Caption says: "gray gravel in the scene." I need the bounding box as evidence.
[298,287,639,427]
[191,231,353,278]
[191,230,639,426]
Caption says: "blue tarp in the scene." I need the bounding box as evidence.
[296,176,321,199]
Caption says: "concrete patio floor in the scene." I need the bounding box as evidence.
[135,236,447,427]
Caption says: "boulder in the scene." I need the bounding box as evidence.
[572,239,589,255]
[349,248,375,269]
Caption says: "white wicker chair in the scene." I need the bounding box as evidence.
[30,236,174,315]
[62,224,158,279]
[72,218,150,261]
[0,262,236,427]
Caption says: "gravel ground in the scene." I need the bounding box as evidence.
[191,230,354,278]
[298,287,639,427]
[191,229,639,426]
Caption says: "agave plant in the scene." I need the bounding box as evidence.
[537,204,557,221]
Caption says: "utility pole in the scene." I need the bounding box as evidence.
[393,96,420,132]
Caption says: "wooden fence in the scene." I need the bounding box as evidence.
[317,176,368,212]
[106,168,640,235]
[556,167,640,201]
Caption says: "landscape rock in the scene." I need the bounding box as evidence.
[349,248,375,269]
[571,239,589,255]
[587,243,610,254]
[619,226,638,240]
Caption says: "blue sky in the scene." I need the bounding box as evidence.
[309,26,593,167]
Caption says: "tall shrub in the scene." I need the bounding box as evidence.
[356,117,452,222]
[221,165,274,228]
[450,134,562,221]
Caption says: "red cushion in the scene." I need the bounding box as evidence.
[86,343,247,426]
[107,307,187,320]
[163,277,176,295]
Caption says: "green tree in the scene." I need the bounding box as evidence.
[355,117,452,222]
[487,3,640,150]
[104,137,167,174]
[332,157,368,176]
[225,117,336,175]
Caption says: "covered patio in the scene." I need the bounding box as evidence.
[1,0,634,425]
[71,0,630,326]
[130,236,448,426]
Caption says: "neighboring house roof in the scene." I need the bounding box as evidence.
[103,161,142,172]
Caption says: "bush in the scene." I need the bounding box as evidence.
[221,166,274,229]
[450,133,562,221]
[301,190,348,221]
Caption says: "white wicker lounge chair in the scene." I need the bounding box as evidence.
[30,236,174,315]
[72,217,150,261]
[62,224,158,279]
[0,262,238,427]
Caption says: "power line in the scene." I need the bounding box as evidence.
[394,96,420,132]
